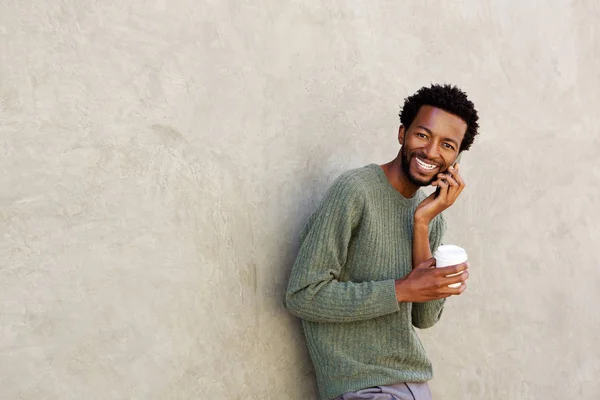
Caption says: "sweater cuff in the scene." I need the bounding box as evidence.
[381,279,401,313]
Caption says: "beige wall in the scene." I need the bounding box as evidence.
[1,1,599,399]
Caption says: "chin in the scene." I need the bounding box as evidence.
[401,157,437,187]
[407,169,436,187]
[417,180,435,187]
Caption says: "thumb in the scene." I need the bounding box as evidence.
[416,257,436,269]
[417,192,435,208]
[424,191,436,201]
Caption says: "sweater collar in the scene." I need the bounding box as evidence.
[369,164,424,208]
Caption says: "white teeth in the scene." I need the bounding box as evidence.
[416,158,436,170]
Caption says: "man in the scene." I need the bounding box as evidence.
[285,84,480,400]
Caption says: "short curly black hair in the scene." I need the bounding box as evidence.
[399,84,480,152]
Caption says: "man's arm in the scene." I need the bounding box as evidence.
[285,174,400,324]
[410,216,448,328]
[394,164,469,328]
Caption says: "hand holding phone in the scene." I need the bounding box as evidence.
[414,158,465,224]
[415,154,465,224]
[434,153,462,198]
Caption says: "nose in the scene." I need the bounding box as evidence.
[423,141,440,160]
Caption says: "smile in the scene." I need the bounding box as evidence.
[415,158,438,171]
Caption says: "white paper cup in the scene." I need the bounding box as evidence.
[434,245,468,288]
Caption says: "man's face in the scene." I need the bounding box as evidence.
[399,105,467,187]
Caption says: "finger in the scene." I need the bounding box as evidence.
[438,281,467,295]
[442,270,469,286]
[416,257,436,269]
[447,165,463,183]
[443,175,461,202]
[447,165,465,191]
[436,179,449,202]
[444,174,459,194]
[431,174,448,188]
[436,261,469,276]
[431,174,446,186]
[446,169,458,186]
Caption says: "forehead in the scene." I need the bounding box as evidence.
[411,105,467,141]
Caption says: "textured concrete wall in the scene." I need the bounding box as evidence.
[1,1,599,399]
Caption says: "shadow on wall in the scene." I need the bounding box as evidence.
[275,156,342,396]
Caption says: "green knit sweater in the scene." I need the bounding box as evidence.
[286,164,447,400]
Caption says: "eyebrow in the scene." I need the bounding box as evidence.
[416,125,459,147]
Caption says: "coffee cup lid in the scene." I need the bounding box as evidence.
[434,244,467,260]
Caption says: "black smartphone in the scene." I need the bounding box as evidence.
[434,153,462,198]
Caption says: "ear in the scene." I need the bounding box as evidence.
[398,125,406,145]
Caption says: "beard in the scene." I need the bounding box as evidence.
[400,145,440,187]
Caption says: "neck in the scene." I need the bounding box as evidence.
[380,158,419,198]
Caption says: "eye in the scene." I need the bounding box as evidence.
[442,142,455,150]
[416,132,428,139]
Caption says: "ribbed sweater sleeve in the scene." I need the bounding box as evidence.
[412,215,448,329]
[285,174,400,323]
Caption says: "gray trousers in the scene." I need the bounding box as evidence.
[334,382,432,400]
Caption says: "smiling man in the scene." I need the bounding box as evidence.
[286,84,480,400]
